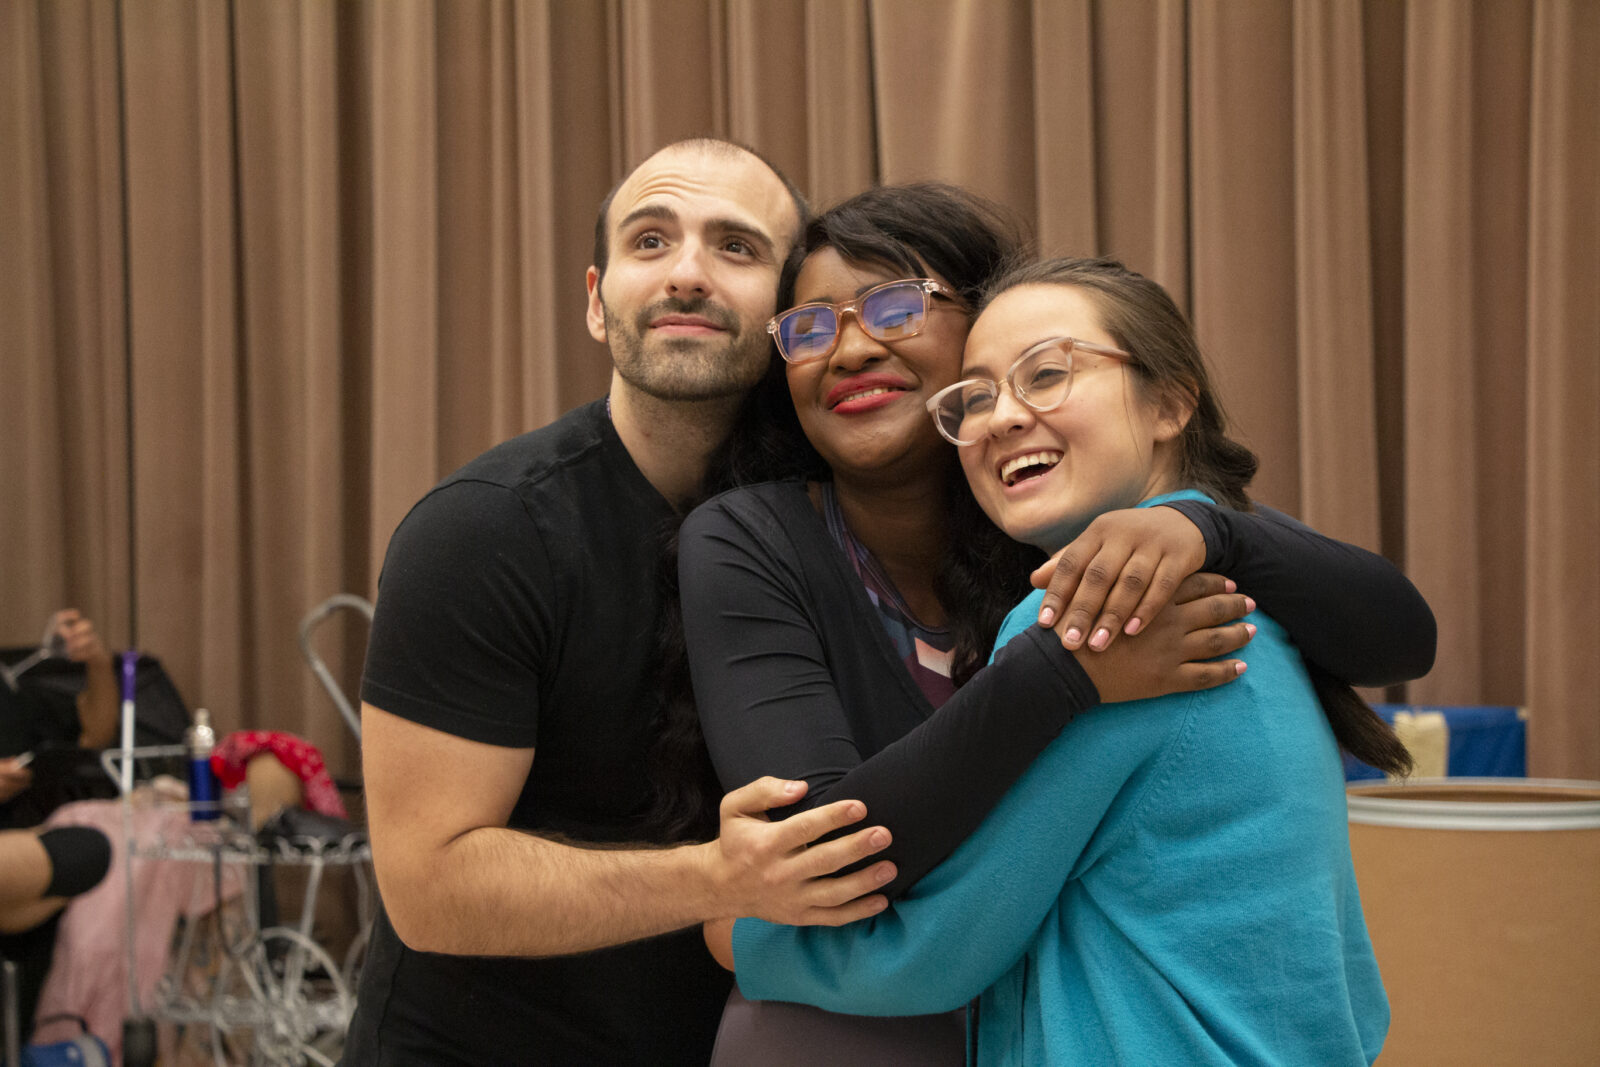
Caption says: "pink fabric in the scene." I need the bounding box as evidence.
[211,730,347,819]
[32,797,245,1062]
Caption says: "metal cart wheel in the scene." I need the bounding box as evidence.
[208,927,352,1067]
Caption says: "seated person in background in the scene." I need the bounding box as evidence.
[0,827,110,937]
[1,608,119,828]
[0,828,110,1050]
[0,609,116,1043]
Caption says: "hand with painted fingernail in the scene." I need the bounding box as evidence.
[1070,572,1255,704]
[1032,505,1208,652]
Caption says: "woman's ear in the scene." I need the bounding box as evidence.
[1152,379,1198,443]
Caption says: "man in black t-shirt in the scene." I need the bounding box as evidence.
[344,140,896,1065]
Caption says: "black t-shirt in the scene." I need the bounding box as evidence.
[343,401,730,1065]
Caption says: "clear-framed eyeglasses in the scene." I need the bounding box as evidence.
[766,278,965,364]
[924,336,1132,446]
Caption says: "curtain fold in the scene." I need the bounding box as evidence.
[872,0,1037,213]
[4,0,1596,777]
[2,0,131,649]
[368,0,442,565]
[1524,0,1600,777]
[725,1,810,185]
[545,1,620,413]
[1402,0,1482,705]
[119,0,244,722]
[2,0,68,632]
[616,0,719,159]
[1089,0,1190,303]
[509,0,563,430]
[230,0,357,773]
[1029,0,1096,257]
[1291,0,1380,551]
[1189,0,1301,514]
[797,0,875,208]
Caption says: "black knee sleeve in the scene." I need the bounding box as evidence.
[38,826,112,898]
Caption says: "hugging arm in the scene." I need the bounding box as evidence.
[680,492,1249,898]
[680,495,1099,898]
[1162,502,1435,686]
[1036,501,1435,687]
[363,485,893,959]
[732,700,1149,1015]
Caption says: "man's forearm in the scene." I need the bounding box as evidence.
[363,698,895,960]
[377,778,896,959]
[382,827,720,957]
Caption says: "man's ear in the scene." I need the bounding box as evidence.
[585,267,607,344]
[1152,378,1198,444]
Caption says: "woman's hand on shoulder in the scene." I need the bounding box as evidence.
[1072,573,1254,703]
[1031,505,1207,651]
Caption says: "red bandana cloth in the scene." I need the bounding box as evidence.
[210,729,348,819]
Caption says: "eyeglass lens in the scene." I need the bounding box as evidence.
[933,345,1074,443]
[776,282,929,361]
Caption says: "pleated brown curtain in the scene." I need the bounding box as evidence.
[2,0,1596,780]
[1,0,131,658]
[1523,0,1600,780]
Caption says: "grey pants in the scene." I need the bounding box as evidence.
[710,986,966,1066]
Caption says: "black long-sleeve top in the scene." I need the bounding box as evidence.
[679,482,1435,898]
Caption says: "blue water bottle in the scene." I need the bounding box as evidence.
[186,708,220,821]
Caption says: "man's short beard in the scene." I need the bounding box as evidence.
[604,298,771,402]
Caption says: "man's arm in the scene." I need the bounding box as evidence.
[362,702,896,958]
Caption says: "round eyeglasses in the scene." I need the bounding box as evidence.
[767,278,965,364]
[924,336,1132,446]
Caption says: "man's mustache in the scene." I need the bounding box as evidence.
[635,297,740,336]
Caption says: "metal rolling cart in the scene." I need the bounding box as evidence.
[109,596,373,1067]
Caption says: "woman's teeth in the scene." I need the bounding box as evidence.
[1000,451,1063,486]
[839,387,894,404]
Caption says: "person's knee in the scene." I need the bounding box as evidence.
[38,826,112,898]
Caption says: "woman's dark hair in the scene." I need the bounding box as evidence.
[642,183,1042,840]
[778,182,1024,311]
[977,256,1410,778]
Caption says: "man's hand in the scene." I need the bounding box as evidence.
[1032,505,1208,651]
[704,776,894,927]
[1071,573,1255,703]
[0,758,34,805]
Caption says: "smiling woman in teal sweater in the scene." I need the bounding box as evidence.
[727,258,1405,1065]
